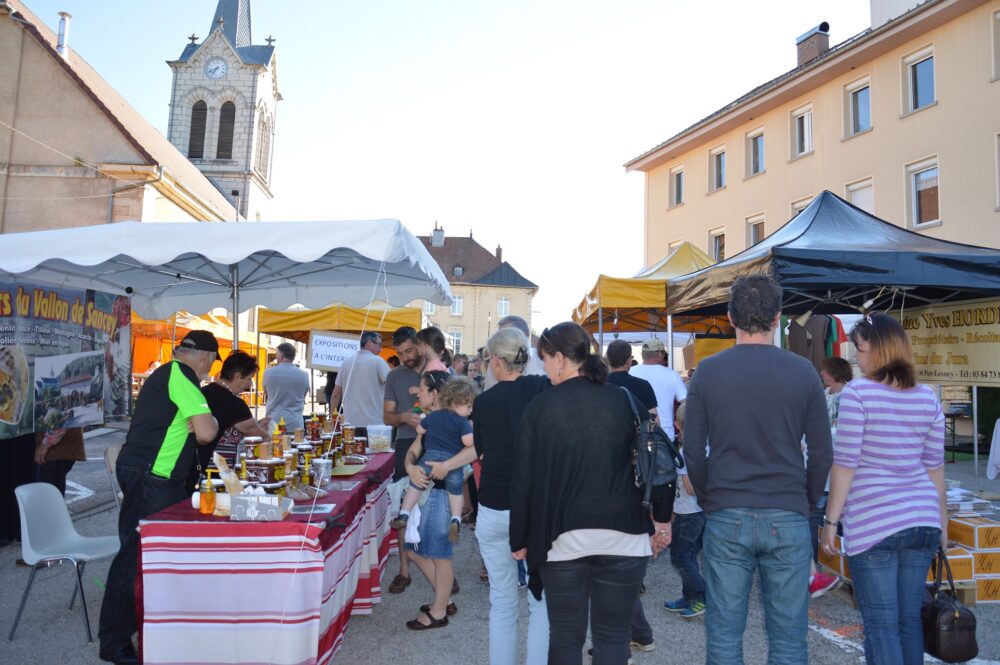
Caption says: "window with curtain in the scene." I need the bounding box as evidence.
[188,101,207,159]
[216,102,235,159]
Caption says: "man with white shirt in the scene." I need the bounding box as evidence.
[329,331,390,428]
[629,338,686,438]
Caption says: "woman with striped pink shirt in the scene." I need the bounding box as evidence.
[821,313,947,665]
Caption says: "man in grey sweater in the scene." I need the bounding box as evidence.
[684,275,832,665]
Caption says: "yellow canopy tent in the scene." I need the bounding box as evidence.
[256,304,423,343]
[572,242,731,337]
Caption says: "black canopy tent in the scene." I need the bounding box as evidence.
[667,191,1000,316]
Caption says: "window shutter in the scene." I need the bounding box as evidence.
[216,102,235,159]
[188,101,207,159]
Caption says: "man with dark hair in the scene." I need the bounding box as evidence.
[329,331,389,429]
[684,275,832,664]
[382,326,424,593]
[263,341,309,431]
[605,340,657,419]
[99,331,220,665]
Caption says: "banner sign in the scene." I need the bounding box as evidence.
[897,298,1000,386]
[306,330,360,372]
[0,280,131,439]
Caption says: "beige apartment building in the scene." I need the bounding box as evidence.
[415,226,538,356]
[627,0,1000,268]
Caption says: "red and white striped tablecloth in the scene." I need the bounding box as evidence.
[138,456,394,665]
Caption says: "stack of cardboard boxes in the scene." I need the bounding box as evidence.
[818,515,1000,605]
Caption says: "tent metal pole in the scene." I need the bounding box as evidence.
[973,385,979,475]
[255,313,262,419]
[230,264,240,347]
[598,306,604,351]
[667,314,674,370]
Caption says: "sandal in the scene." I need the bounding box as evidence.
[452,578,460,594]
[406,609,449,630]
[420,602,457,616]
[388,574,411,594]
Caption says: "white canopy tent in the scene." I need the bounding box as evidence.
[0,220,452,343]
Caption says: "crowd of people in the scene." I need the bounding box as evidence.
[0,272,949,665]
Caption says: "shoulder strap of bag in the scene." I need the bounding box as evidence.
[932,546,957,599]
[620,385,641,424]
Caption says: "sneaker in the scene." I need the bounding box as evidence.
[389,512,409,530]
[809,572,842,598]
[680,600,706,618]
[663,597,689,612]
[629,639,655,652]
[448,517,461,544]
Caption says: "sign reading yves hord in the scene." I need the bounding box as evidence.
[895,298,1000,386]
[306,330,360,372]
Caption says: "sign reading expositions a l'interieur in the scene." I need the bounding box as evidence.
[306,330,360,372]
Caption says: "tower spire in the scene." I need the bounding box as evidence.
[209,0,251,47]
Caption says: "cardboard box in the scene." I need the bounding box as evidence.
[973,550,1000,576]
[948,516,1000,550]
[954,581,977,607]
[927,546,974,583]
[976,576,1000,604]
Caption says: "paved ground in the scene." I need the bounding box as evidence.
[2,429,1000,664]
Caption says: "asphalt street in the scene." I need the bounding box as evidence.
[1,428,999,664]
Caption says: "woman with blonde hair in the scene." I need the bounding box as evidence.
[821,313,945,665]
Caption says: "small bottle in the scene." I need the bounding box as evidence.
[277,417,287,435]
[199,475,216,515]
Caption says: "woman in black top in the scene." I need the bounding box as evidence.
[198,351,270,471]
[510,322,671,665]
[472,328,550,665]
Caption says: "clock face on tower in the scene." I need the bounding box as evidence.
[205,57,228,79]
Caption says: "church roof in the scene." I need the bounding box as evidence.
[175,0,273,66]
[6,1,236,220]
[210,0,251,48]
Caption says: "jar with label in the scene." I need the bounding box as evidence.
[199,475,216,515]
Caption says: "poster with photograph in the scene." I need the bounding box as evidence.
[0,280,131,439]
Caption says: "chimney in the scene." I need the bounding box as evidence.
[431,222,445,248]
[56,11,71,58]
[795,22,829,67]
[495,244,502,262]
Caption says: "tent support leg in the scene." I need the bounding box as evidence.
[973,385,979,476]
[598,306,603,351]
[230,264,239,347]
[255,317,262,419]
[667,315,674,370]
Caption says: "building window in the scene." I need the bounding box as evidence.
[846,178,874,214]
[452,265,464,278]
[423,301,436,315]
[669,167,684,207]
[187,101,207,159]
[449,329,463,354]
[709,147,726,191]
[791,105,813,157]
[216,102,236,159]
[746,129,765,177]
[450,295,464,316]
[255,115,272,180]
[903,47,935,113]
[746,214,765,247]
[907,158,939,227]
[497,296,510,317]
[709,228,726,261]
[845,77,871,136]
[791,196,813,217]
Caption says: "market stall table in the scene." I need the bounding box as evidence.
[137,453,397,665]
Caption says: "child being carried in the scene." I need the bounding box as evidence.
[391,371,476,543]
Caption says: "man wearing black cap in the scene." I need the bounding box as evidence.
[98,330,219,665]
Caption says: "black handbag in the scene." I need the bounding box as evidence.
[922,546,978,662]
[620,387,682,509]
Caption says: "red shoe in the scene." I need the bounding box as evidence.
[809,572,841,598]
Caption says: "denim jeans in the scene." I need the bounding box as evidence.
[704,508,811,665]
[670,512,706,602]
[98,465,187,654]
[808,494,828,563]
[475,505,548,665]
[413,448,464,495]
[539,554,648,665]
[847,526,940,665]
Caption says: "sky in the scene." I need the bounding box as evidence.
[24,0,871,331]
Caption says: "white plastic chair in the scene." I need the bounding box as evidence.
[8,483,120,642]
[104,442,124,510]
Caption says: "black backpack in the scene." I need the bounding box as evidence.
[621,387,683,509]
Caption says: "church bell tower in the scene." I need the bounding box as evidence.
[166,0,281,221]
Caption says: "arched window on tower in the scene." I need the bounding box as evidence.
[187,101,207,159]
[216,102,236,160]
[255,116,271,180]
